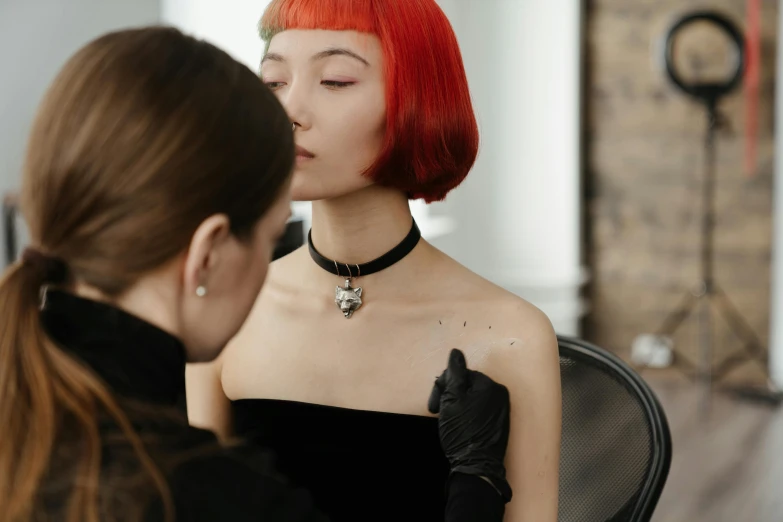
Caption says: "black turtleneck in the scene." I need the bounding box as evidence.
[36,290,328,522]
[42,289,186,407]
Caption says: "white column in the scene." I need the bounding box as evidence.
[493,0,586,335]
[431,0,587,335]
[769,3,783,387]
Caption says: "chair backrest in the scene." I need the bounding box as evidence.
[273,217,304,261]
[557,335,672,522]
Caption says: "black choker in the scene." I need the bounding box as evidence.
[308,219,421,318]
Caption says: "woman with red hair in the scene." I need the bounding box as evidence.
[187,1,561,520]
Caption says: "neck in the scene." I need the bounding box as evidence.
[73,267,180,339]
[310,185,414,264]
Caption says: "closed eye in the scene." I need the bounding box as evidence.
[264,81,285,90]
[322,80,354,89]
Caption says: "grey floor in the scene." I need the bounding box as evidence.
[647,376,783,522]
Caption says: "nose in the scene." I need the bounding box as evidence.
[341,302,351,311]
[279,80,311,131]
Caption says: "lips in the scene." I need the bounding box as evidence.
[295,145,315,158]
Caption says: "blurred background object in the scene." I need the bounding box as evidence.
[584,1,777,393]
[635,10,779,410]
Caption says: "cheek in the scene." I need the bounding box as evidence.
[326,91,386,167]
[291,89,385,201]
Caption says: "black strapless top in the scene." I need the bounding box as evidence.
[232,399,451,521]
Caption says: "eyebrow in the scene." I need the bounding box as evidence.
[261,47,370,67]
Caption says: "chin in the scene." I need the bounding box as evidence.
[290,187,330,202]
[290,170,372,202]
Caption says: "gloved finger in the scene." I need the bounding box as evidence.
[444,348,469,396]
[470,369,502,391]
[427,371,446,414]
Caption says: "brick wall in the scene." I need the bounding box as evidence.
[584,0,778,384]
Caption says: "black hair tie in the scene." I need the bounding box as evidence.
[22,247,69,284]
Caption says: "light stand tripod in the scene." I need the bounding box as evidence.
[648,11,781,411]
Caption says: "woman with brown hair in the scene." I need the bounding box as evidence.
[0,24,514,522]
[0,25,312,522]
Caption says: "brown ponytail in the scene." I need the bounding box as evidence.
[0,261,172,522]
[0,26,294,522]
[0,263,62,520]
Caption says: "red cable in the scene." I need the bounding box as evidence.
[744,0,761,178]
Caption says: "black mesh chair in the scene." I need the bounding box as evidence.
[273,216,305,261]
[557,335,672,522]
[3,192,20,266]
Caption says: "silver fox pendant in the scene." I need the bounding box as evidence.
[335,279,363,318]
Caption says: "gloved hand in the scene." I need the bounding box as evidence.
[428,348,513,503]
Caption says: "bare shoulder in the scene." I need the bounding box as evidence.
[431,251,560,382]
[471,290,559,385]
[479,297,561,397]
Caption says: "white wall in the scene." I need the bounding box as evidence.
[0,0,160,260]
[0,0,161,192]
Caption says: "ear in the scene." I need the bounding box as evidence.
[183,214,232,296]
[354,287,362,297]
[335,286,342,296]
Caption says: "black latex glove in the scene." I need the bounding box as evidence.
[428,349,513,503]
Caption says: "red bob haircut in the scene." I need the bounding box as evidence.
[259,0,479,203]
